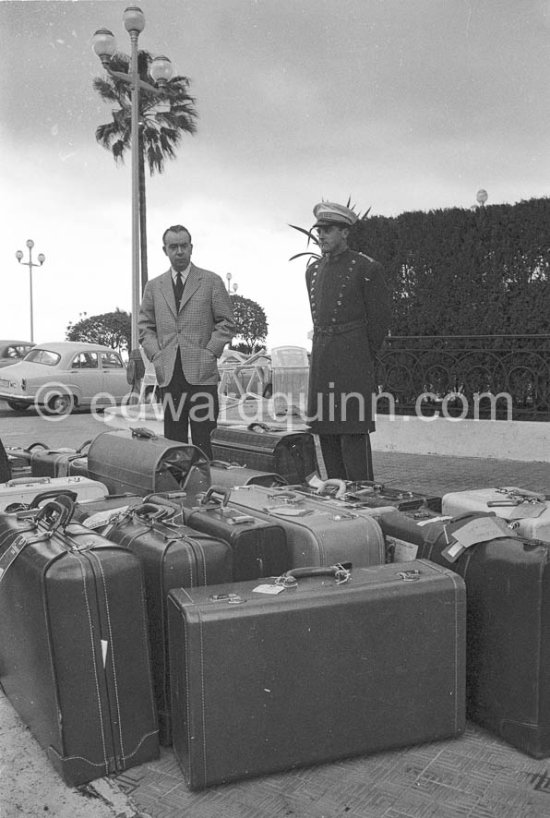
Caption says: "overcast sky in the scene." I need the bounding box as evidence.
[1,0,550,349]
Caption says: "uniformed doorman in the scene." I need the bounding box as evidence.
[305,201,391,480]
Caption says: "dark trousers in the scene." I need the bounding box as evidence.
[161,351,219,459]
[319,433,374,482]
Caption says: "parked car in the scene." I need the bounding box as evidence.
[0,341,129,414]
[0,340,34,368]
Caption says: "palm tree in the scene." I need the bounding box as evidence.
[93,50,198,291]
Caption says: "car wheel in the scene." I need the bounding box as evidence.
[47,394,75,415]
[6,400,30,411]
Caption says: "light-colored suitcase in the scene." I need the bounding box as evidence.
[442,487,550,543]
[0,475,108,512]
[227,484,385,568]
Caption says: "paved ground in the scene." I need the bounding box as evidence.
[2,407,550,817]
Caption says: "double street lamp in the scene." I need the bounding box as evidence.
[92,6,174,349]
[226,272,239,295]
[15,240,45,343]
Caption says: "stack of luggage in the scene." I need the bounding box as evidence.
[1,422,549,790]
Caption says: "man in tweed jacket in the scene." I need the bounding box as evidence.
[138,224,235,457]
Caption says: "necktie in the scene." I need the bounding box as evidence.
[174,272,184,309]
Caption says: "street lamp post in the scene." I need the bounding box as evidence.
[92,8,173,350]
[15,240,45,343]
[226,272,238,294]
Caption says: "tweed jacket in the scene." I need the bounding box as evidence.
[138,264,235,387]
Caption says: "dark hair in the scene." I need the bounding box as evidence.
[162,224,192,246]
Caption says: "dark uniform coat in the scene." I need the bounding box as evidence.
[306,249,391,434]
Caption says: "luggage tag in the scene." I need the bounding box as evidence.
[442,516,514,563]
[83,507,130,531]
[386,536,419,562]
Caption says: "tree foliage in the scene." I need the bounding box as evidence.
[349,197,550,336]
[66,309,131,352]
[229,294,268,354]
[93,50,198,289]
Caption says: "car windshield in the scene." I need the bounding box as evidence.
[24,349,61,366]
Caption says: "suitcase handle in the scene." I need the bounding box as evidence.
[284,564,351,584]
[317,479,347,499]
[30,489,79,508]
[6,477,51,487]
[35,499,73,532]
[131,502,174,521]
[25,441,50,453]
[130,426,157,439]
[201,485,232,507]
[76,439,93,455]
[247,422,270,433]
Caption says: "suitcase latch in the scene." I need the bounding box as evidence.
[396,569,421,582]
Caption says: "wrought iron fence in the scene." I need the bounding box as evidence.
[374,335,550,420]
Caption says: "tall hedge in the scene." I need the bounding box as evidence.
[350,197,550,336]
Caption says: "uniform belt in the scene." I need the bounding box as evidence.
[313,320,366,337]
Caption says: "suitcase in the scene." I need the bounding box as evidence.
[0,500,159,785]
[5,441,49,479]
[225,484,385,568]
[87,427,210,503]
[168,560,466,789]
[30,439,92,477]
[151,487,291,581]
[442,486,550,542]
[210,423,317,484]
[0,475,108,512]
[210,460,288,489]
[291,476,442,512]
[97,501,234,745]
[374,508,550,758]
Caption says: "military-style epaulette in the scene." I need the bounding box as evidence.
[358,251,375,262]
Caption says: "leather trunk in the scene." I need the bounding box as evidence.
[226,484,386,568]
[210,423,317,484]
[375,508,550,758]
[0,501,159,785]
[98,502,234,745]
[168,560,466,789]
[87,427,210,503]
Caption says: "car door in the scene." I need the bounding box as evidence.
[69,351,101,404]
[99,350,128,401]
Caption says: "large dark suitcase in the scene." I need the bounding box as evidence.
[30,439,92,477]
[97,501,234,745]
[87,427,210,502]
[210,459,288,489]
[210,423,317,484]
[375,508,550,758]
[168,560,466,790]
[150,487,290,581]
[225,484,386,568]
[0,501,159,785]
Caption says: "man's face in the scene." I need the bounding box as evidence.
[163,229,192,271]
[315,224,349,256]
